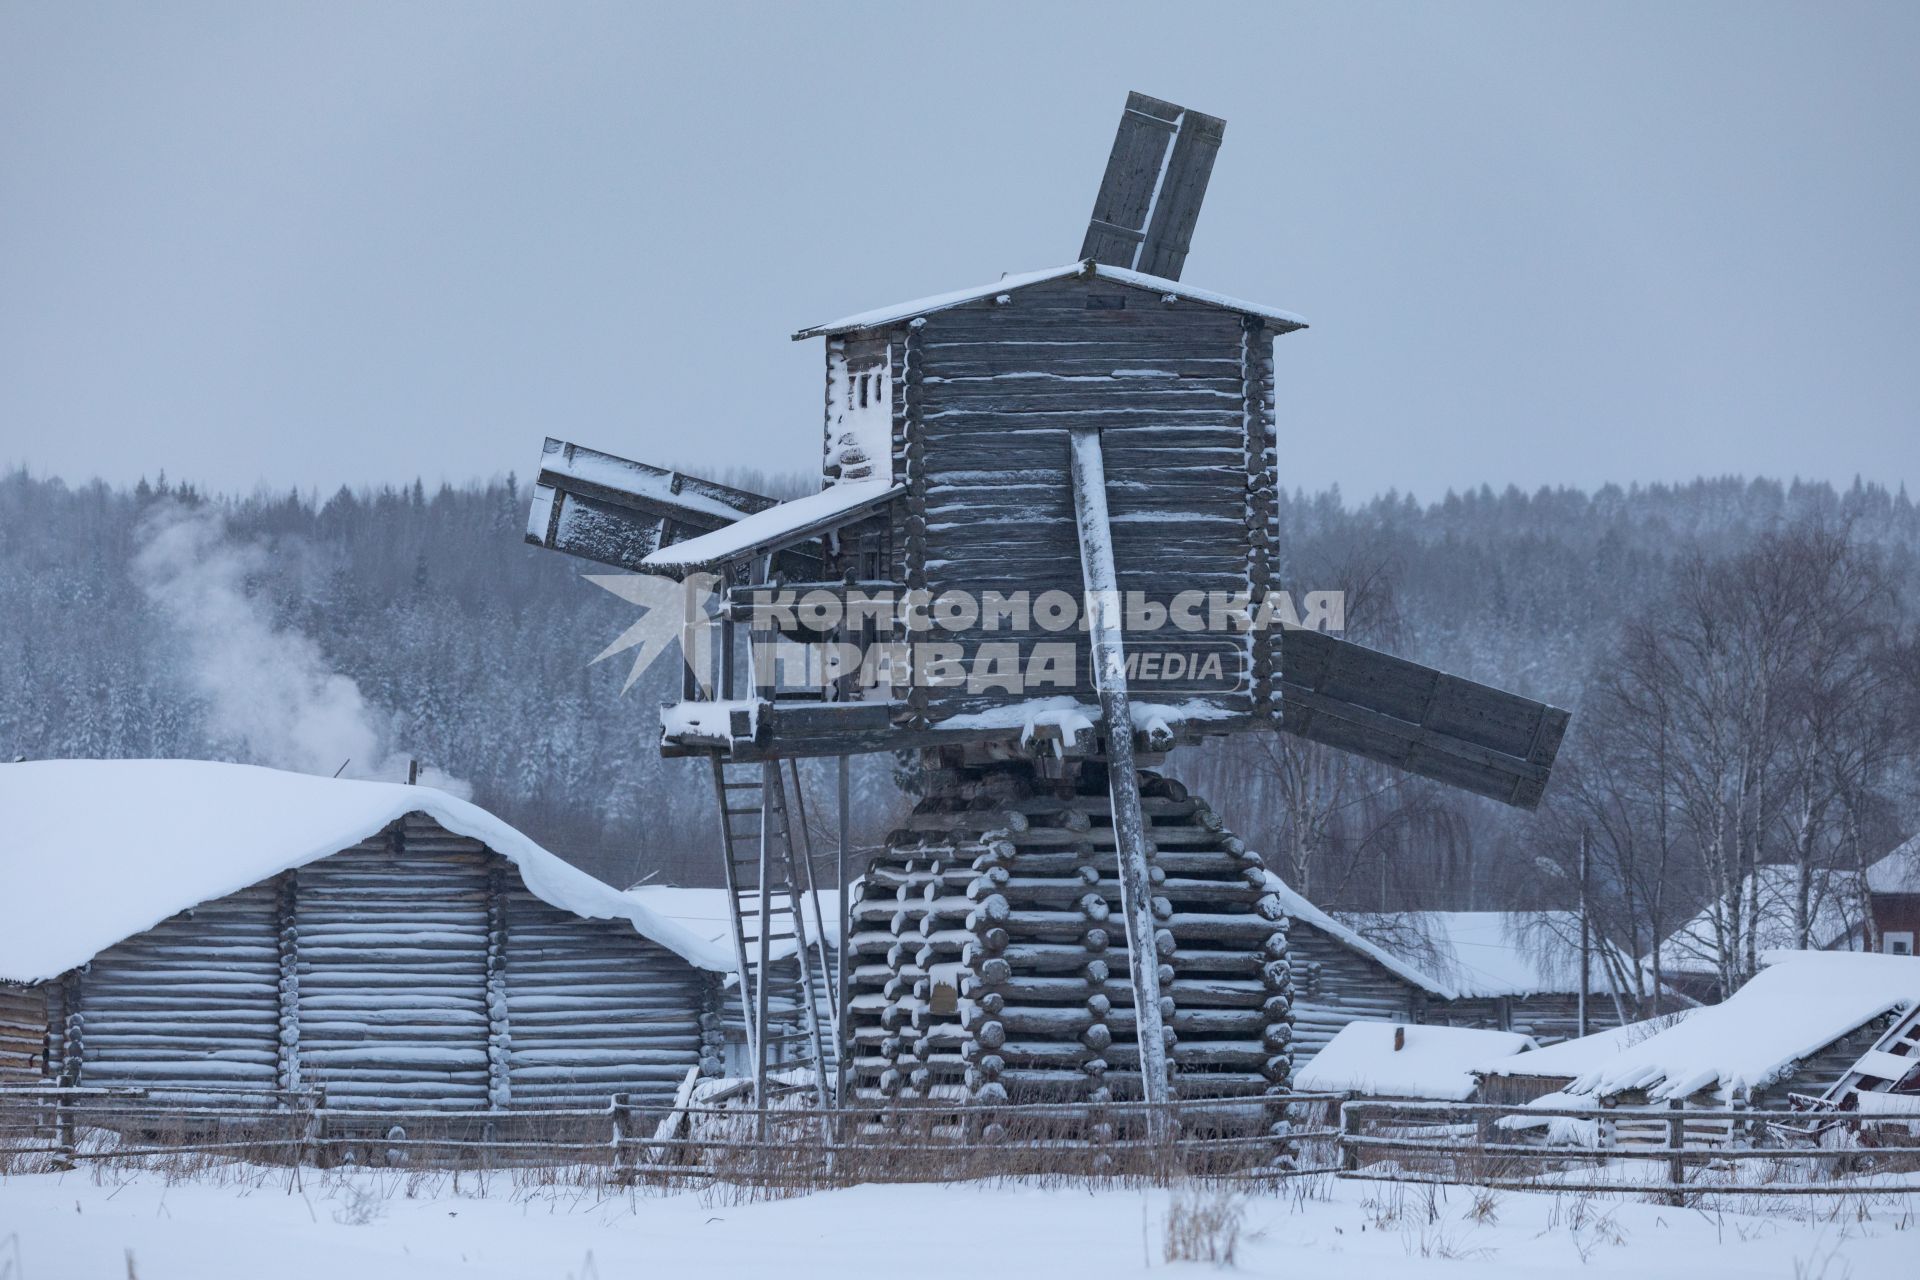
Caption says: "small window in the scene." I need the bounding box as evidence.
[1085,294,1127,310]
[858,374,870,408]
[1886,932,1915,956]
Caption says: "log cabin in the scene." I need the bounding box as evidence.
[1260,878,1452,1063]
[0,760,740,1112]
[1362,911,1630,1043]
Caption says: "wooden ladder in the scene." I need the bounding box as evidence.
[1823,1005,1920,1108]
[709,756,833,1118]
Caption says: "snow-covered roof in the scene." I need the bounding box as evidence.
[1564,950,1920,1102]
[1295,1019,1535,1100]
[624,885,842,963]
[1480,1015,1690,1080]
[1868,836,1920,895]
[1263,874,1454,997]
[0,759,741,983]
[1353,911,1619,999]
[1653,866,1869,977]
[792,261,1309,340]
[641,481,902,574]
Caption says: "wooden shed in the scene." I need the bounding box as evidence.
[0,760,740,1112]
[1487,951,1920,1148]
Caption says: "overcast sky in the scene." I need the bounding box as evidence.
[2,3,1916,504]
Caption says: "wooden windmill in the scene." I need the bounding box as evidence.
[527,93,1569,1117]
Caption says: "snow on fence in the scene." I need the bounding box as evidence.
[10,1084,1918,1199]
[1336,1098,1920,1201]
[0,1083,1343,1184]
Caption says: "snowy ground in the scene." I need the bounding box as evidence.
[1,1165,1914,1279]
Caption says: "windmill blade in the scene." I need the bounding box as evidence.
[525,437,794,573]
[1275,629,1569,810]
[1080,91,1226,282]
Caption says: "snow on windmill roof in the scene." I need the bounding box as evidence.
[1652,865,1869,978]
[1262,873,1454,998]
[0,759,741,983]
[1353,911,1624,999]
[641,480,903,575]
[1564,950,1920,1103]
[791,261,1309,340]
[1295,1020,1535,1100]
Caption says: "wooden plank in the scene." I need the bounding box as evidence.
[1277,629,1569,809]
[1081,91,1182,269]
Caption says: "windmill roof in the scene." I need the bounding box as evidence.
[0,759,742,983]
[792,261,1309,340]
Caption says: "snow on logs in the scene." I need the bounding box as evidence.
[48,815,716,1112]
[845,767,1291,1112]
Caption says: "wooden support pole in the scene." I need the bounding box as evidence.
[836,753,852,1109]
[1067,426,1171,1126]
[1666,1098,1686,1206]
[754,761,777,1132]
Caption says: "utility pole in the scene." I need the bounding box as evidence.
[1577,828,1592,1039]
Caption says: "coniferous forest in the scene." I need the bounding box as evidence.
[6,464,1917,1001]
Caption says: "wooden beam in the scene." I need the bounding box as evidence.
[1067,426,1171,1120]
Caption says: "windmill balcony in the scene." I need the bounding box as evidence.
[662,579,907,759]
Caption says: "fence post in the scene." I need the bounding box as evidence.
[1339,1100,1359,1173]
[611,1093,630,1183]
[52,1089,76,1171]
[1665,1099,1685,1207]
[304,1085,330,1169]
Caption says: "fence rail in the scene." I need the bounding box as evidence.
[6,1085,1920,1200]
[1336,1097,1920,1203]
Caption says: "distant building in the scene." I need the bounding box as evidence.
[1651,838,1920,1002]
[1267,882,1625,1058]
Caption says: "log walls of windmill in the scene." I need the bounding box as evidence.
[56,814,709,1110]
[0,984,51,1081]
[901,277,1263,723]
[846,768,1289,1107]
[1283,924,1428,1063]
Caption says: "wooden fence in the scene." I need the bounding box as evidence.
[0,1085,1341,1184]
[1337,1098,1920,1201]
[8,1084,1920,1199]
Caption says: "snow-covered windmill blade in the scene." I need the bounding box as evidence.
[1275,628,1569,810]
[1080,91,1226,281]
[525,436,822,579]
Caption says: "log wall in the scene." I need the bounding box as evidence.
[902,276,1262,721]
[51,813,711,1110]
[0,983,50,1081]
[1283,924,1428,1062]
[845,765,1290,1108]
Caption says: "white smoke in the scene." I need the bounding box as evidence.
[134,503,470,796]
